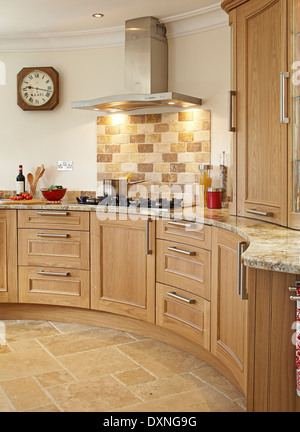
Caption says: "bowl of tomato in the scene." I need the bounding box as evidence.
[41,186,67,202]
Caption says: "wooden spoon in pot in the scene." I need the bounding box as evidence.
[27,173,34,195]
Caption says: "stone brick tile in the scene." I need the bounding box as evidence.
[129,115,145,124]
[138,144,153,153]
[138,163,153,173]
[187,142,202,152]
[130,134,145,144]
[162,153,178,163]
[146,114,162,123]
[154,123,169,133]
[178,132,194,142]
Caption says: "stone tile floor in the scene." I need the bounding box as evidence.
[0,320,246,412]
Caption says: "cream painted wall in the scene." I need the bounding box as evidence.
[168,26,231,169]
[0,25,230,191]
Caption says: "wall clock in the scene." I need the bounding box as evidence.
[17,67,59,111]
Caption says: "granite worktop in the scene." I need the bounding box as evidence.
[1,199,300,275]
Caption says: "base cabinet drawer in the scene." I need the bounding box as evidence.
[156,219,211,250]
[18,229,89,270]
[18,210,89,231]
[156,283,210,350]
[19,266,90,308]
[156,239,211,300]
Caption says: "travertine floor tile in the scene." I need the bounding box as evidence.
[0,321,246,413]
[114,367,156,386]
[118,339,203,378]
[4,321,59,343]
[128,373,207,401]
[192,366,243,400]
[0,388,14,412]
[38,329,133,357]
[57,346,138,381]
[0,345,11,355]
[23,404,60,412]
[0,377,52,411]
[46,376,141,412]
[35,370,75,388]
[119,387,244,412]
[0,348,61,381]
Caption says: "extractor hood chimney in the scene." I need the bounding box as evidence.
[71,16,202,112]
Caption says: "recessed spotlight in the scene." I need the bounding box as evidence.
[92,13,104,18]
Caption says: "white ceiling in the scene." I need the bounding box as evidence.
[0,0,221,36]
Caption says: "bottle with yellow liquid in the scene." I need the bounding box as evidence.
[199,164,213,207]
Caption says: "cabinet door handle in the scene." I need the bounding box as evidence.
[146,219,152,255]
[36,211,69,216]
[237,242,248,300]
[247,210,274,217]
[289,281,300,301]
[37,233,69,238]
[228,90,236,132]
[280,72,290,124]
[168,246,196,256]
[167,221,193,229]
[167,291,196,304]
[37,270,70,277]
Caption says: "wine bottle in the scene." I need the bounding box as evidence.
[16,165,25,195]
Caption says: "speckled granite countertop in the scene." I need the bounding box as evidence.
[1,200,300,275]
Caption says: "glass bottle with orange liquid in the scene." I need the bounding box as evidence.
[199,164,213,207]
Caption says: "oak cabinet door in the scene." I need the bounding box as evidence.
[0,210,18,303]
[211,227,248,394]
[90,213,155,323]
[236,0,288,226]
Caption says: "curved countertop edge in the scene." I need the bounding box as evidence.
[1,201,300,275]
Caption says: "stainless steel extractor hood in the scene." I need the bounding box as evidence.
[71,16,202,112]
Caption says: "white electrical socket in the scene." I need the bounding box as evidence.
[57,161,73,171]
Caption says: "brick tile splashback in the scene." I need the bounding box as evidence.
[97,110,211,193]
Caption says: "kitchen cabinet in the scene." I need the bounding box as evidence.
[18,210,90,308]
[225,0,289,226]
[0,210,18,303]
[156,283,211,350]
[156,219,211,349]
[90,213,156,323]
[156,239,211,301]
[211,226,248,394]
[247,269,300,412]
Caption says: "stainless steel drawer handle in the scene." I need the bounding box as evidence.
[167,291,196,304]
[167,221,193,229]
[280,72,290,124]
[37,233,69,238]
[237,241,248,300]
[247,210,274,217]
[228,90,236,132]
[36,211,69,216]
[290,296,300,302]
[146,219,152,255]
[168,247,196,256]
[37,270,70,277]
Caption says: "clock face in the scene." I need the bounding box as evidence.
[20,70,54,107]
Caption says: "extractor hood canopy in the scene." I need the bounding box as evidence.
[71,16,202,113]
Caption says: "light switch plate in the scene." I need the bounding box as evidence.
[57,161,73,171]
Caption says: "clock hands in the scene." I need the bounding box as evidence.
[24,85,52,92]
